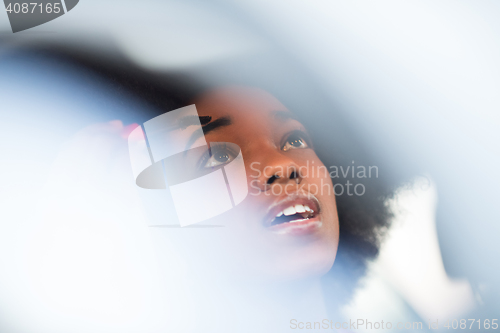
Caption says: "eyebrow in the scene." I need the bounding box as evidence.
[272,110,299,121]
[185,116,232,151]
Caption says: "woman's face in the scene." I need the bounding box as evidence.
[188,86,339,281]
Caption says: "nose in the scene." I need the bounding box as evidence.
[266,168,300,185]
[251,152,303,192]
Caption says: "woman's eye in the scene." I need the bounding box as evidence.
[203,148,235,168]
[282,133,309,151]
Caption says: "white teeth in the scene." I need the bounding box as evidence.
[290,218,307,223]
[294,204,305,213]
[283,206,296,216]
[271,204,314,224]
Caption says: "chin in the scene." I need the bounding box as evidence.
[252,240,338,282]
[290,248,336,280]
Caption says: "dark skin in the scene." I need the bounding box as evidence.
[189,86,339,280]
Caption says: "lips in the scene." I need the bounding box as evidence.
[263,192,322,235]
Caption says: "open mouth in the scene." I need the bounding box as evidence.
[270,204,317,226]
[263,193,322,235]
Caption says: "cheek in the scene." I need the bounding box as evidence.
[298,157,334,194]
[303,159,339,239]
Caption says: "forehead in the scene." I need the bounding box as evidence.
[194,86,289,119]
